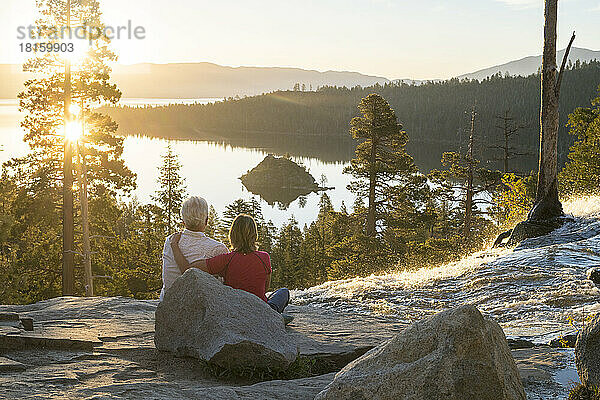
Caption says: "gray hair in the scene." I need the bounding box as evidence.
[180,196,209,231]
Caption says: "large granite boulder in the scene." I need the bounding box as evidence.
[155,268,297,369]
[315,305,526,400]
[575,314,600,386]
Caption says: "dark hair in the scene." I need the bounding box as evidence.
[229,214,258,255]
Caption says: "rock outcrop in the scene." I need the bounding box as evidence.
[155,268,297,370]
[0,297,579,399]
[576,314,600,386]
[506,218,563,246]
[587,267,600,287]
[315,305,526,400]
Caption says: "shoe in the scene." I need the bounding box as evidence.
[282,313,294,325]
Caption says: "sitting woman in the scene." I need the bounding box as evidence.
[170,214,291,316]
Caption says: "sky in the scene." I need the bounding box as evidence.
[1,0,599,80]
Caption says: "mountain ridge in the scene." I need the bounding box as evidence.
[457,46,600,81]
[0,62,390,99]
[0,47,598,98]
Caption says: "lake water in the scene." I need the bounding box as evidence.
[0,98,353,227]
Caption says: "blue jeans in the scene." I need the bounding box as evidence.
[267,288,290,313]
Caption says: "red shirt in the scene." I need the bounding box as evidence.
[206,251,272,301]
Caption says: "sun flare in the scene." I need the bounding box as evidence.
[61,40,90,66]
[65,121,82,141]
[69,103,81,117]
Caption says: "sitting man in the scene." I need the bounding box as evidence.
[159,196,228,301]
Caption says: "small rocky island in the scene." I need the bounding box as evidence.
[240,154,331,207]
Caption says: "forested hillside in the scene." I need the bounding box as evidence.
[105,61,600,172]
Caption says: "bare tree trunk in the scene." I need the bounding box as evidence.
[490,110,527,174]
[528,0,563,221]
[527,2,575,222]
[495,2,576,247]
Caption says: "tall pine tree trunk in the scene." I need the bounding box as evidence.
[366,136,377,236]
[503,112,510,173]
[366,100,378,237]
[464,107,475,238]
[62,0,75,295]
[528,0,563,221]
[167,159,172,234]
[78,141,93,297]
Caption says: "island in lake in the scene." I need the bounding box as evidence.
[240,154,332,207]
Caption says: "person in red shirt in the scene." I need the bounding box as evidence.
[170,214,291,315]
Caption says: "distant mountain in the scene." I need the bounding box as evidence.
[0,62,390,99]
[457,47,600,81]
[2,47,598,99]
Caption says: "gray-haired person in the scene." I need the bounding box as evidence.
[159,196,228,301]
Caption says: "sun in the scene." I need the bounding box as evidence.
[65,121,82,141]
[69,103,81,117]
[61,40,90,66]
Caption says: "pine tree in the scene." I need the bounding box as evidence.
[14,0,135,295]
[344,93,426,237]
[429,107,501,243]
[88,195,164,299]
[271,217,304,288]
[152,145,186,234]
[205,205,224,242]
[17,0,135,192]
[0,171,17,247]
[219,198,272,250]
[492,173,536,228]
[299,191,335,285]
[559,85,600,195]
[222,198,263,229]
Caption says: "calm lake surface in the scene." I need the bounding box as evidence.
[0,98,353,227]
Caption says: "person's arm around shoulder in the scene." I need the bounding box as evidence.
[170,232,210,274]
[161,236,174,282]
[212,242,229,258]
[263,252,272,292]
[266,273,271,293]
[163,235,174,265]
